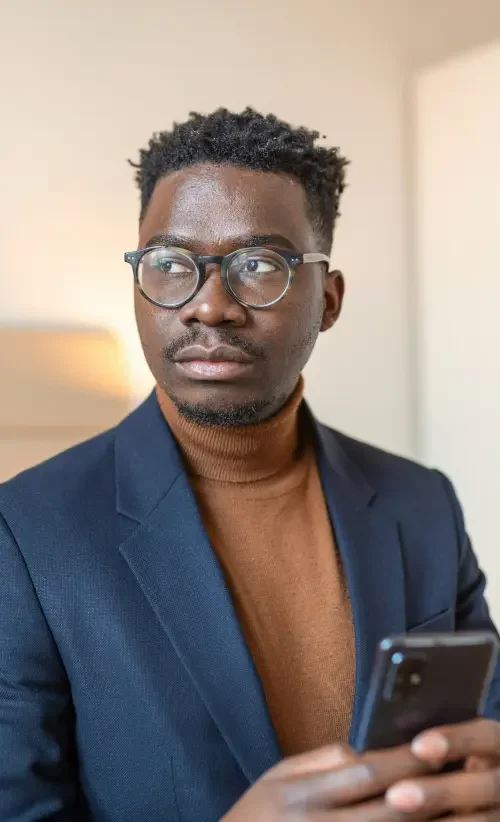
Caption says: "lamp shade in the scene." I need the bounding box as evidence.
[0,327,130,480]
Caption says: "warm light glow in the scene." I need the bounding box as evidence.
[0,327,130,429]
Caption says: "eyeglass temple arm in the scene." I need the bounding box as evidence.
[301,253,330,265]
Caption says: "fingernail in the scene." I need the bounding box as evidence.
[386,782,425,810]
[411,731,449,760]
[327,745,354,767]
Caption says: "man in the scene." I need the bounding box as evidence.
[1,108,500,822]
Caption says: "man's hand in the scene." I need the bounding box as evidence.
[223,719,500,820]
[222,742,431,820]
[386,718,500,820]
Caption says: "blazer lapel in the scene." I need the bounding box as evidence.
[114,394,407,773]
[115,394,281,784]
[314,422,407,745]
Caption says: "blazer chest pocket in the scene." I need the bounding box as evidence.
[408,607,454,634]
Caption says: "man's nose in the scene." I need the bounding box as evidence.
[178,265,247,327]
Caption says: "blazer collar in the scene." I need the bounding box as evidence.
[115,392,376,522]
[115,392,184,523]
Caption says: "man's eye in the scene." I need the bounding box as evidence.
[240,258,279,275]
[152,259,192,276]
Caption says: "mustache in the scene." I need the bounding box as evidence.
[163,328,266,362]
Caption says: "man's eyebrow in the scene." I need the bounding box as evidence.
[142,233,297,251]
[239,234,297,250]
[144,233,190,249]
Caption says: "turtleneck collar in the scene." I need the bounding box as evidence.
[156,378,305,483]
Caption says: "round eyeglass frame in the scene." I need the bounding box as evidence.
[124,246,330,310]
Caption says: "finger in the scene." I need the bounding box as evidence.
[412,720,500,766]
[446,813,500,822]
[386,766,500,815]
[467,756,499,773]
[286,796,416,821]
[328,797,421,822]
[269,744,360,780]
[282,745,430,811]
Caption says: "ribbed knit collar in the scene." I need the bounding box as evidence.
[157,378,304,483]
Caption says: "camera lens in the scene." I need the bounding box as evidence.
[384,653,427,701]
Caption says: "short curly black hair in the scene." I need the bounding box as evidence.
[129,107,348,252]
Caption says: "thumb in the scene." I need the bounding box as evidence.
[266,744,359,781]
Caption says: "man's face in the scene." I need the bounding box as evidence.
[135,163,343,424]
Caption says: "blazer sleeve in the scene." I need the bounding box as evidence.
[0,513,89,820]
[437,472,500,720]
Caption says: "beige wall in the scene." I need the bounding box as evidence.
[407,0,500,68]
[0,0,413,455]
[416,40,500,620]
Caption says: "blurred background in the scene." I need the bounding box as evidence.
[1,0,499,612]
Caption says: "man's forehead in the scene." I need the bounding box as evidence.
[138,164,316,249]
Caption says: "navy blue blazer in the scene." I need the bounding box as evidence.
[0,393,499,821]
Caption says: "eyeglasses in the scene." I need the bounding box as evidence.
[124,246,330,309]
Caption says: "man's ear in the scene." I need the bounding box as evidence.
[320,270,345,332]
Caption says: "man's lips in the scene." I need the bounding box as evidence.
[172,345,255,381]
[173,345,253,364]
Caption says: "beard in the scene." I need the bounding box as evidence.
[170,395,273,427]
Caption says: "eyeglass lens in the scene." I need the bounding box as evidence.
[138,248,290,307]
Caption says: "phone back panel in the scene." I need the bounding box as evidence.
[356,632,498,752]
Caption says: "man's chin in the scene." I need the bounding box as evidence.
[172,397,272,428]
[168,391,273,428]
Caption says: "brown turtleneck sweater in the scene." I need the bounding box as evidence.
[158,380,355,756]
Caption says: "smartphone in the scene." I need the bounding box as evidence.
[355,631,499,752]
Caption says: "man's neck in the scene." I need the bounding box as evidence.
[156,378,305,482]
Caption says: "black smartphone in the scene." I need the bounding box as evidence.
[355,631,499,752]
